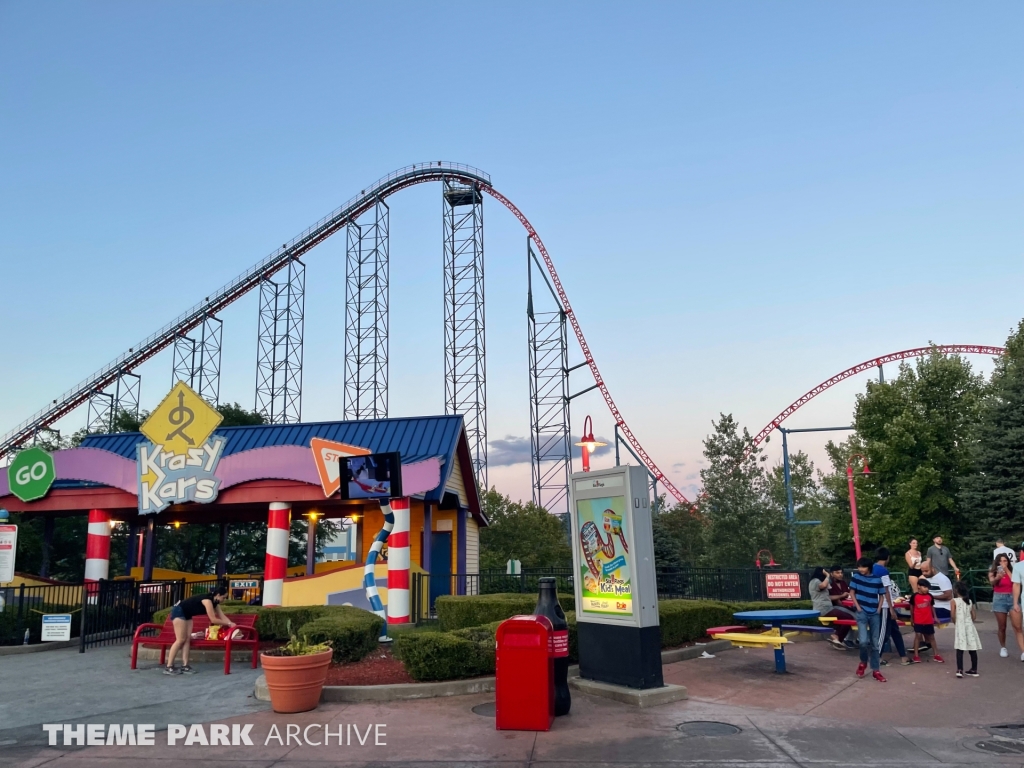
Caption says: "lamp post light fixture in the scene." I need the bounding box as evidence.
[846,454,872,559]
[574,415,607,473]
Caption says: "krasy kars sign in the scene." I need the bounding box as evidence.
[137,382,225,514]
[137,436,226,514]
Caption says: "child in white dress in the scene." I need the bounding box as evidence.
[951,582,982,678]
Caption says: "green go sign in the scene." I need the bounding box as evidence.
[8,447,56,502]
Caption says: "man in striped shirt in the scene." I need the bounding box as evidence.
[850,556,887,682]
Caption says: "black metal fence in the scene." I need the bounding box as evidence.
[0,578,240,648]
[409,566,823,622]
[79,580,182,651]
[0,582,85,645]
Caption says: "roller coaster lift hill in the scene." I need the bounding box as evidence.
[0,160,1008,512]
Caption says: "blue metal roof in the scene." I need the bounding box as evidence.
[79,414,470,504]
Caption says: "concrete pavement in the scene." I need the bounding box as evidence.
[3,614,1023,767]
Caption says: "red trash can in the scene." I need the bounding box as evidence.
[495,615,554,731]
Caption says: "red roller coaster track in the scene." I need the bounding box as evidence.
[481,186,688,506]
[748,344,1006,453]
[0,159,1006,511]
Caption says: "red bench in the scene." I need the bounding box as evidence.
[131,614,259,674]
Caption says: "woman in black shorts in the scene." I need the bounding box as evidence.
[165,585,235,675]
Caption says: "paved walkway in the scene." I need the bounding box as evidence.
[0,643,268,752]
[4,616,1024,767]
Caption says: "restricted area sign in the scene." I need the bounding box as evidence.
[41,613,72,642]
[0,525,17,583]
[765,572,802,599]
[7,447,56,502]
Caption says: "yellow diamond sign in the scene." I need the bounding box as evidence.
[141,381,223,455]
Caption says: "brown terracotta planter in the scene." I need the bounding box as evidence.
[260,648,333,713]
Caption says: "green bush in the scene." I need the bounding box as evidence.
[658,600,733,647]
[394,631,495,681]
[396,609,582,681]
[150,603,385,644]
[435,593,575,632]
[296,609,384,664]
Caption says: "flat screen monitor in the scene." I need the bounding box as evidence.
[338,452,402,500]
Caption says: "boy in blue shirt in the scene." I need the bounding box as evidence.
[850,556,887,682]
[874,547,911,666]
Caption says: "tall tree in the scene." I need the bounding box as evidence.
[652,502,707,566]
[961,321,1024,563]
[700,414,787,567]
[765,450,831,566]
[852,348,984,551]
[479,488,572,570]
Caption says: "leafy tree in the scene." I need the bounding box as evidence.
[479,488,572,570]
[765,450,831,566]
[852,349,984,553]
[961,321,1024,564]
[814,434,883,564]
[217,402,266,427]
[652,502,707,566]
[700,414,787,567]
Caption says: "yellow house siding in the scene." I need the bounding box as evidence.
[445,456,470,508]
[466,516,479,574]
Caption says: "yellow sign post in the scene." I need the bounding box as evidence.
[141,381,223,455]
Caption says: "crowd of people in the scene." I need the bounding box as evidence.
[806,536,1022,682]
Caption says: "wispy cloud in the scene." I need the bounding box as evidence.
[488,434,614,466]
[488,436,533,466]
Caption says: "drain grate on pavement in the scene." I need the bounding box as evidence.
[472,701,496,717]
[989,723,1024,736]
[675,721,741,737]
[973,739,1024,755]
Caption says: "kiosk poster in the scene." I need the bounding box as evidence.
[575,495,633,617]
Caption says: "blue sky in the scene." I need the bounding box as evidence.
[1,2,1021,505]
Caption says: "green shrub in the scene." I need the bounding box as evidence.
[399,597,819,681]
[149,603,385,643]
[435,593,575,632]
[396,609,582,681]
[394,631,494,681]
[658,600,735,647]
[296,609,383,664]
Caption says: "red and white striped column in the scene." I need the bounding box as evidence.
[84,509,111,585]
[387,498,411,624]
[263,502,291,607]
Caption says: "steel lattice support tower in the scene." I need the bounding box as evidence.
[343,199,389,420]
[254,258,305,424]
[527,242,571,514]
[171,312,223,404]
[443,179,488,490]
[86,370,141,433]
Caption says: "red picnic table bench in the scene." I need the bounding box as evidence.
[131,614,259,674]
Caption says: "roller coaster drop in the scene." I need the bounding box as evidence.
[0,162,1007,511]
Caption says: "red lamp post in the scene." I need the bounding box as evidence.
[574,415,607,473]
[846,454,871,559]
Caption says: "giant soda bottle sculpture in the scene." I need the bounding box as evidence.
[534,577,571,716]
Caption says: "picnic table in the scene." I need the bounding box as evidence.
[729,609,820,673]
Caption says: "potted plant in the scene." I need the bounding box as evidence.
[261,628,333,714]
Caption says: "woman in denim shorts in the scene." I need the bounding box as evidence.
[989,553,1014,657]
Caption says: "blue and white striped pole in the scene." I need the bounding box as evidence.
[363,500,395,642]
